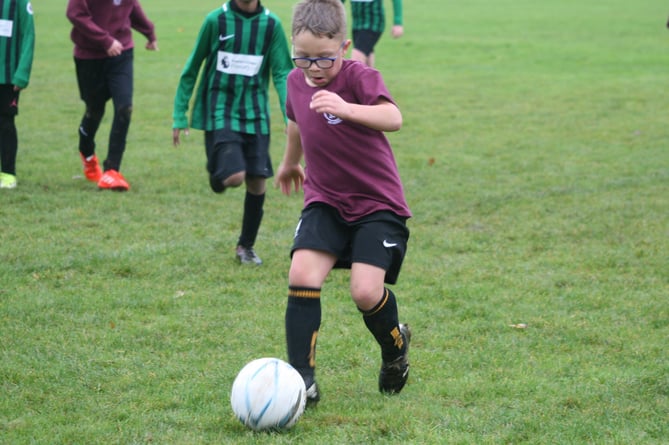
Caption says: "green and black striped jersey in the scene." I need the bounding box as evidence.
[345,0,403,33]
[173,1,292,134]
[0,0,34,88]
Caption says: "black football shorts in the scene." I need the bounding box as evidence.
[291,203,410,284]
[74,49,133,107]
[352,29,382,56]
[0,84,19,116]
[204,128,273,182]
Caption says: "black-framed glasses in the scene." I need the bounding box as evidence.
[292,55,338,69]
[291,42,345,69]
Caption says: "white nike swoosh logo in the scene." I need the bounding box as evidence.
[219,34,235,41]
[383,240,398,248]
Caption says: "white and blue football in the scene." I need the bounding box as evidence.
[230,357,307,431]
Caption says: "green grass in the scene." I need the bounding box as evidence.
[1,0,668,443]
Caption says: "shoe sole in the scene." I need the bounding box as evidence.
[98,187,129,192]
[98,180,129,192]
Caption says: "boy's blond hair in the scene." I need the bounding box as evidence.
[292,0,347,40]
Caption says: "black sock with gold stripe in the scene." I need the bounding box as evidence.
[361,288,406,362]
[285,286,321,385]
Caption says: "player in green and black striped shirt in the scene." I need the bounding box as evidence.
[343,0,403,68]
[172,0,292,265]
[0,0,34,189]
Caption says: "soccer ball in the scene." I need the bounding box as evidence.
[230,357,307,431]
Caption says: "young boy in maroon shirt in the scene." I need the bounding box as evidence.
[276,0,412,406]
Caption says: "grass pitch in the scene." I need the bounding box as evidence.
[1,0,668,443]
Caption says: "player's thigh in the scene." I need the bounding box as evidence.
[75,58,110,105]
[352,29,381,55]
[242,133,273,178]
[106,50,134,108]
[350,212,409,285]
[290,204,347,286]
[205,129,245,178]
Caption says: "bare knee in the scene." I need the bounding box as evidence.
[350,281,384,310]
[288,262,323,288]
[223,171,245,188]
[350,264,386,310]
[288,250,336,288]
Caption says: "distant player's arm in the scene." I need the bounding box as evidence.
[128,1,156,46]
[269,23,293,124]
[172,16,216,143]
[391,0,404,38]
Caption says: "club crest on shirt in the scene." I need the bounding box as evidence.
[323,113,342,125]
[113,0,122,6]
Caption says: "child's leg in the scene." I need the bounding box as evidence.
[204,130,246,193]
[351,262,410,394]
[238,134,271,248]
[237,179,265,249]
[78,104,105,158]
[351,264,406,362]
[285,249,337,387]
[285,285,321,386]
[105,50,133,172]
[74,58,107,159]
[360,288,407,361]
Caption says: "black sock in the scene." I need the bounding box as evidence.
[238,191,265,247]
[361,288,406,362]
[285,286,321,385]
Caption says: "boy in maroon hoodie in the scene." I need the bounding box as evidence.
[66,0,158,191]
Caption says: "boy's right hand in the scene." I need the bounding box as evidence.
[275,163,305,196]
[106,39,124,57]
